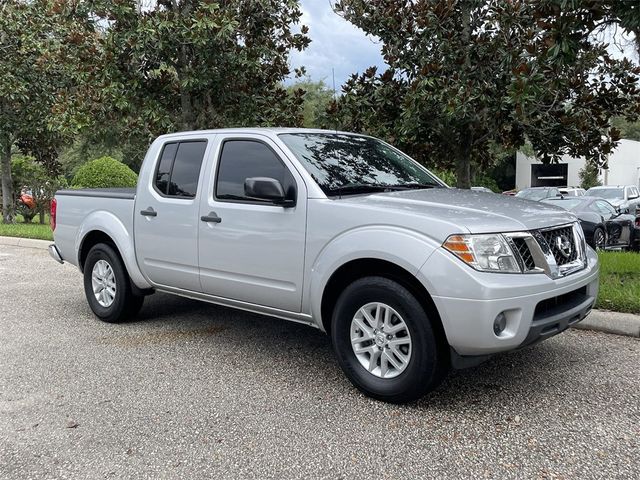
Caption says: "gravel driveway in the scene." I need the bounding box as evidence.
[1,244,638,479]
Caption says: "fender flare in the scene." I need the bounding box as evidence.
[76,211,151,289]
[305,226,440,330]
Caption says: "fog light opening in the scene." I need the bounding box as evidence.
[493,312,507,336]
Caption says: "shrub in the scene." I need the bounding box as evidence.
[71,156,138,189]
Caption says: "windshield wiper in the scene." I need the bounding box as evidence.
[327,184,396,197]
[387,183,442,190]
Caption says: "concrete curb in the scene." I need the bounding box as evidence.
[0,235,51,250]
[573,310,640,338]
[1,235,638,338]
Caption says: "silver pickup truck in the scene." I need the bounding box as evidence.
[50,128,599,403]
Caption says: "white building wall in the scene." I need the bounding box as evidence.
[516,139,640,189]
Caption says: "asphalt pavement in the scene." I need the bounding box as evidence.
[1,244,639,479]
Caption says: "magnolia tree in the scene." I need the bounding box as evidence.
[333,0,640,188]
[79,0,310,165]
[0,0,98,223]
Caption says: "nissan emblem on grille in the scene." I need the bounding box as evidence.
[555,234,573,259]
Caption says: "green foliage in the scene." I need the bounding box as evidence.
[71,157,138,189]
[82,0,311,152]
[578,164,603,190]
[611,117,640,141]
[58,136,126,179]
[287,78,335,129]
[430,169,456,187]
[333,1,640,189]
[0,0,96,223]
[11,153,67,224]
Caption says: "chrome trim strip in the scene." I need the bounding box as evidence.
[504,222,586,279]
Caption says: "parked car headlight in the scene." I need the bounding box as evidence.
[443,234,521,273]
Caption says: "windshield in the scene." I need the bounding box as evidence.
[542,198,583,211]
[586,187,624,200]
[516,189,549,201]
[278,133,444,195]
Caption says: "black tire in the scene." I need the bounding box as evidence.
[83,243,144,323]
[331,276,448,403]
[592,227,606,250]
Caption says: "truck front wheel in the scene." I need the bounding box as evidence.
[331,276,448,403]
[83,243,144,323]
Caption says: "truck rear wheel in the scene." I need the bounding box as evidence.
[83,243,144,323]
[331,276,448,403]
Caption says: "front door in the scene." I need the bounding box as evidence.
[134,137,210,291]
[197,135,307,312]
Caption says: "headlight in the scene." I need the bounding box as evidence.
[443,234,521,273]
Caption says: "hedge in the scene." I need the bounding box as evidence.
[71,156,138,189]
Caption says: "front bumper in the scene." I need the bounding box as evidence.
[419,245,599,360]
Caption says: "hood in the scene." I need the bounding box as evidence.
[339,188,577,234]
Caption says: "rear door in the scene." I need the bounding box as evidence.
[197,134,307,312]
[134,137,210,291]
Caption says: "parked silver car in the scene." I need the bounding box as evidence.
[586,185,640,214]
[49,129,599,403]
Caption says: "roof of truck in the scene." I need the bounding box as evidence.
[156,127,356,140]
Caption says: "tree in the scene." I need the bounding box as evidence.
[287,78,336,128]
[83,0,310,162]
[578,164,602,190]
[611,117,640,141]
[0,1,96,223]
[333,0,640,188]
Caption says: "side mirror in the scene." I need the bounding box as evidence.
[244,177,295,207]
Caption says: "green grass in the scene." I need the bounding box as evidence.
[596,251,640,314]
[0,214,53,241]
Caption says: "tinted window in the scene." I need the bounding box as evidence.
[155,143,178,194]
[216,140,295,202]
[168,142,207,197]
[279,133,442,195]
[154,141,207,198]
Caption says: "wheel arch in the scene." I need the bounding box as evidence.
[319,258,447,348]
[75,211,151,290]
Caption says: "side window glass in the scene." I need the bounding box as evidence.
[154,141,207,198]
[596,201,615,215]
[155,143,178,195]
[216,140,295,202]
[169,142,207,197]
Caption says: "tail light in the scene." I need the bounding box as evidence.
[635,216,640,228]
[50,198,57,231]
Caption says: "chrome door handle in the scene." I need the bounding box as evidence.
[140,207,157,217]
[201,212,222,223]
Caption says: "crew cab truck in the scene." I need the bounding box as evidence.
[49,129,599,403]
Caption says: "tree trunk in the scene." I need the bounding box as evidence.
[455,2,473,190]
[455,147,472,189]
[1,140,14,224]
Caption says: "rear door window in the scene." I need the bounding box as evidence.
[154,141,207,198]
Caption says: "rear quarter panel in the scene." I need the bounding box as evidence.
[53,194,151,289]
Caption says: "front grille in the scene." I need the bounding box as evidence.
[539,226,578,265]
[511,237,536,271]
[534,286,588,320]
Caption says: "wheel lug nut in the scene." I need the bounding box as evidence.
[387,335,392,339]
